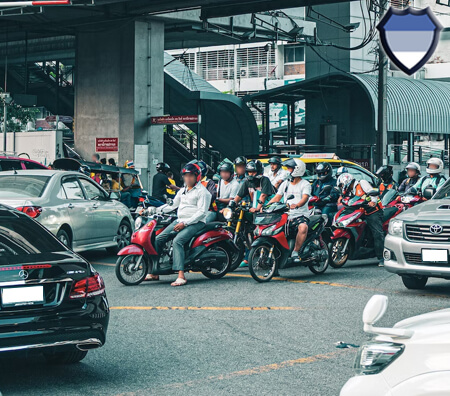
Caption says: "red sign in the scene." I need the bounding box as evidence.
[96,138,119,153]
[150,115,200,125]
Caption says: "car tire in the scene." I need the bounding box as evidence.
[56,229,71,249]
[44,350,88,364]
[107,220,132,255]
[401,275,428,290]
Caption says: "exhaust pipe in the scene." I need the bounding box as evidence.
[76,338,102,351]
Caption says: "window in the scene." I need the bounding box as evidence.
[437,0,450,6]
[23,161,46,170]
[79,178,106,201]
[284,45,305,64]
[61,177,85,200]
[0,175,50,199]
[0,160,23,171]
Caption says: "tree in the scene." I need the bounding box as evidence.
[0,91,39,132]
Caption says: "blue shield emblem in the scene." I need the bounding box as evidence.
[377,7,443,75]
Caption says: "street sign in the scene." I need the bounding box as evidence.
[45,115,73,123]
[96,138,119,153]
[150,115,201,125]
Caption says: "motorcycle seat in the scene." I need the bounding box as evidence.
[308,215,323,226]
[382,206,398,223]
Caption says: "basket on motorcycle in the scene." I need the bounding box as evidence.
[254,213,282,226]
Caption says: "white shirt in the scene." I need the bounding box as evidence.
[268,168,289,187]
[218,178,240,199]
[163,182,211,225]
[277,179,311,219]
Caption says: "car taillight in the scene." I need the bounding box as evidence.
[139,197,145,202]
[16,206,42,218]
[69,274,105,300]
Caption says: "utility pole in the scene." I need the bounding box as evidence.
[1,93,12,152]
[377,0,388,168]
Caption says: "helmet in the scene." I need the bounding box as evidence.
[426,157,444,174]
[218,162,234,181]
[405,162,421,174]
[337,173,355,194]
[315,162,332,181]
[291,159,306,178]
[376,165,394,183]
[234,156,247,166]
[246,160,264,181]
[282,158,297,169]
[336,166,349,177]
[181,163,202,183]
[187,159,208,178]
[268,157,282,168]
[156,162,170,173]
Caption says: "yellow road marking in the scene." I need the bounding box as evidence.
[111,306,303,311]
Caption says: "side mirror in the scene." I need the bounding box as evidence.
[109,191,120,201]
[423,187,436,200]
[368,188,379,197]
[363,295,388,326]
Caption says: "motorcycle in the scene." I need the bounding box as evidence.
[247,199,329,283]
[115,212,237,286]
[329,189,402,268]
[308,185,337,243]
[389,186,424,210]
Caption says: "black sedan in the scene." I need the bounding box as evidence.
[0,204,109,364]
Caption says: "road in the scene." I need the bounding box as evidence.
[1,252,450,396]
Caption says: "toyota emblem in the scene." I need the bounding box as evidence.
[18,270,29,280]
[430,224,443,235]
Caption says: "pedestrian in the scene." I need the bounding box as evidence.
[108,158,116,167]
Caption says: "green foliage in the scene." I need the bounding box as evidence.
[0,92,39,132]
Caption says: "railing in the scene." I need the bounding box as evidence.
[35,61,73,88]
[388,144,447,165]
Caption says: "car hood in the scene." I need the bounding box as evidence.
[394,308,450,330]
[397,199,450,222]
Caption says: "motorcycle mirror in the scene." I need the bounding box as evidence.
[287,194,295,200]
[363,295,388,326]
[423,187,436,200]
[368,188,379,197]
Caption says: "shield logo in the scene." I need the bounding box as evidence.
[377,7,443,75]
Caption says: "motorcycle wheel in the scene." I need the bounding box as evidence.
[330,238,350,268]
[309,239,329,275]
[115,254,148,286]
[229,235,246,272]
[248,244,279,283]
[201,242,231,280]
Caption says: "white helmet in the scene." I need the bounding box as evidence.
[337,173,355,194]
[426,158,443,174]
[405,162,420,173]
[290,159,306,178]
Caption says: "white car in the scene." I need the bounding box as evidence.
[341,295,450,396]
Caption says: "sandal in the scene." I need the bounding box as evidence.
[145,274,160,281]
[171,278,187,287]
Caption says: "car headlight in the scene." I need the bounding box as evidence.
[354,342,404,375]
[388,219,403,236]
[223,207,233,220]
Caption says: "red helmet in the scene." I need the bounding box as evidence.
[181,163,202,183]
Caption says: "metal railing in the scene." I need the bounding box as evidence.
[388,144,447,165]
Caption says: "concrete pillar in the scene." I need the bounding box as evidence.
[75,20,164,190]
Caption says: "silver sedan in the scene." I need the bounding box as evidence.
[0,170,134,253]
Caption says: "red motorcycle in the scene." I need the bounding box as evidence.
[387,186,424,210]
[329,189,402,268]
[115,213,237,285]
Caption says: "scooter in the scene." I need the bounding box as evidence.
[247,199,329,283]
[115,212,237,285]
[329,189,402,268]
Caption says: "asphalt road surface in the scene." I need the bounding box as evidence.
[2,251,450,396]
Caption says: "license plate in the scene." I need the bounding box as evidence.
[2,286,44,306]
[422,249,448,263]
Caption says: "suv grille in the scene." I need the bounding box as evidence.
[405,224,450,242]
[404,252,449,266]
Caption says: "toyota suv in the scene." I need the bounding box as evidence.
[384,180,450,290]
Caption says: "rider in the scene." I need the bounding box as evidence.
[152,162,179,203]
[149,163,212,287]
[336,166,349,178]
[311,163,339,221]
[337,173,385,267]
[231,160,274,213]
[216,162,240,212]
[234,156,248,186]
[188,159,217,222]
[267,157,289,190]
[376,165,397,197]
[398,162,421,194]
[413,157,446,195]
[268,159,311,262]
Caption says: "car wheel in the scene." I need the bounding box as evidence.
[44,350,88,364]
[107,221,132,254]
[401,275,428,290]
[56,229,71,249]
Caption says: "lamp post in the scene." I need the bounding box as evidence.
[1,93,12,152]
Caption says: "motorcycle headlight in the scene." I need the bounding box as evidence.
[135,216,143,230]
[261,224,283,236]
[223,207,233,220]
[401,195,412,204]
[354,342,404,375]
[388,219,403,236]
[339,212,361,227]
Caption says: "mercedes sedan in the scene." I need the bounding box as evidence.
[0,170,133,253]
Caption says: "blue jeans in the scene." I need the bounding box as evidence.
[155,221,205,271]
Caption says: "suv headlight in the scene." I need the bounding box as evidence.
[354,342,404,375]
[388,219,403,236]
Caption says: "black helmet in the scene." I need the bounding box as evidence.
[268,157,282,167]
[282,158,297,169]
[218,162,234,174]
[246,160,264,181]
[234,156,247,166]
[376,165,394,183]
[181,163,202,183]
[156,162,170,173]
[315,162,332,181]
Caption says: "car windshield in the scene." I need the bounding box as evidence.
[0,212,65,258]
[0,175,50,199]
[432,179,450,200]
